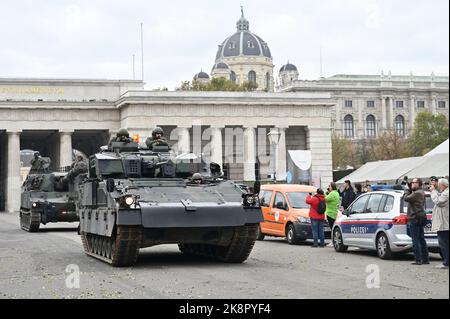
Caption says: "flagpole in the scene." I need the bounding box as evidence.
[140,22,144,82]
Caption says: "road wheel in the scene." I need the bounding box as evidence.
[332,228,348,252]
[286,224,300,245]
[256,225,265,241]
[376,233,394,260]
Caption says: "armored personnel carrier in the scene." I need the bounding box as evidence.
[20,155,82,232]
[77,140,263,267]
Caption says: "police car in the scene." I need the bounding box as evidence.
[332,190,441,259]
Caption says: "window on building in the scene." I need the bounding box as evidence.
[247,41,254,48]
[396,100,404,108]
[248,71,257,85]
[438,101,446,109]
[345,100,353,108]
[230,71,236,83]
[228,42,236,49]
[367,100,375,108]
[395,115,405,137]
[366,115,376,138]
[417,100,425,108]
[344,115,354,138]
[265,72,271,91]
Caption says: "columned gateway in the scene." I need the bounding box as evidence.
[1,78,334,213]
[117,91,334,185]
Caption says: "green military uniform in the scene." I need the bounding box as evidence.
[108,128,132,147]
[145,127,170,150]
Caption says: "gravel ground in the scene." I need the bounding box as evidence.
[0,212,448,299]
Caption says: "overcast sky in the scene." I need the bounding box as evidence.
[0,0,448,90]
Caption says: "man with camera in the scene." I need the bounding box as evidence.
[404,178,429,265]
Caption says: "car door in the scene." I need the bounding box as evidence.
[272,192,289,236]
[341,194,370,246]
[359,193,386,248]
[259,190,275,235]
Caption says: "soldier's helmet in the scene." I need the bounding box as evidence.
[34,151,41,157]
[152,127,164,138]
[192,173,203,182]
[116,128,130,138]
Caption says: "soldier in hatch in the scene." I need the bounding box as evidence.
[30,152,51,172]
[191,173,204,185]
[112,128,132,143]
[145,127,170,150]
[108,128,133,149]
[30,152,42,170]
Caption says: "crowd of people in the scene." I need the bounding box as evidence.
[303,177,449,268]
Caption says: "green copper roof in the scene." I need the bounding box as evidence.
[325,74,449,83]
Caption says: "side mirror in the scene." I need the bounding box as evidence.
[343,209,350,216]
[106,178,115,193]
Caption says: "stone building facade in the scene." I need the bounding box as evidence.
[277,72,449,138]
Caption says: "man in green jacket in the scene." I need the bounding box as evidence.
[325,182,341,230]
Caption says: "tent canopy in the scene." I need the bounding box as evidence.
[425,139,449,157]
[337,154,449,184]
[399,153,449,179]
[336,156,425,184]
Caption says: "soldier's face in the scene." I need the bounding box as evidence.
[155,133,163,139]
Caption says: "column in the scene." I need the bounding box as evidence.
[276,127,287,181]
[6,131,21,213]
[307,127,333,189]
[176,126,191,154]
[59,130,73,167]
[243,126,256,181]
[410,95,416,133]
[381,97,387,130]
[210,127,223,167]
[388,97,394,129]
[357,100,363,138]
[432,95,437,115]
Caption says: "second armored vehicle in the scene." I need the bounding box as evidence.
[20,154,86,232]
[77,140,263,266]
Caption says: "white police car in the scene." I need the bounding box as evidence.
[332,190,441,259]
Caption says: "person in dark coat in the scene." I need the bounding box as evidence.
[341,180,356,210]
[404,178,429,265]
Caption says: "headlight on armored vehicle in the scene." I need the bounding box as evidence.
[124,196,135,206]
[242,194,258,207]
[32,202,38,208]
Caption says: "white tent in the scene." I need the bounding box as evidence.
[399,153,449,179]
[425,139,449,156]
[336,156,426,184]
[336,140,449,184]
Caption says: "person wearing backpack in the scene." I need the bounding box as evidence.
[306,188,326,248]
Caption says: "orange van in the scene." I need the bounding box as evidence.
[257,184,331,244]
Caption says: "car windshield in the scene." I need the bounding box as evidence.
[286,192,310,209]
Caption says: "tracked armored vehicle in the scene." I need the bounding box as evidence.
[77,140,263,267]
[20,156,81,232]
